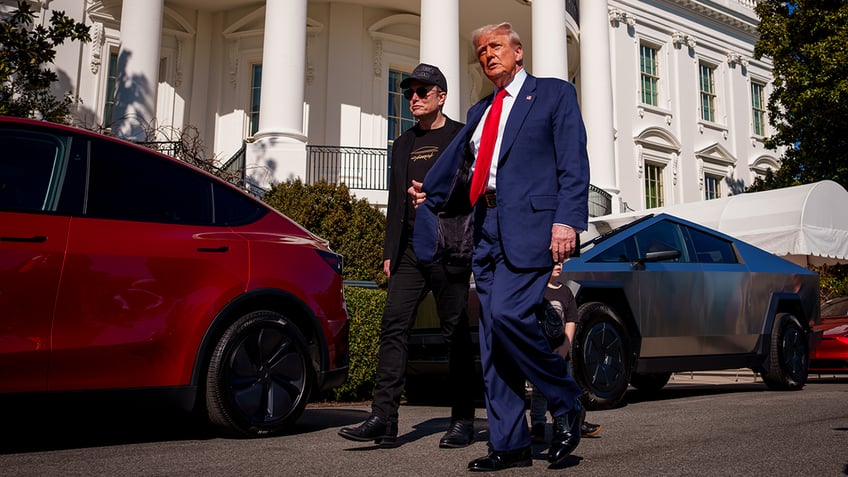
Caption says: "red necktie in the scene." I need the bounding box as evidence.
[469,88,507,205]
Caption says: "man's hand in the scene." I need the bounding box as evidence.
[383,259,391,278]
[408,180,426,209]
[550,224,577,263]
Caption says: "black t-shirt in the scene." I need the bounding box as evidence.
[543,282,578,325]
[404,125,456,233]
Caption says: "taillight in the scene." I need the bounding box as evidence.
[317,249,343,275]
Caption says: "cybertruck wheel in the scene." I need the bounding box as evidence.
[572,302,631,410]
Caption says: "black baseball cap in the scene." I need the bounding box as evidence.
[399,63,447,92]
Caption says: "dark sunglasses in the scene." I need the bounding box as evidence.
[403,85,436,100]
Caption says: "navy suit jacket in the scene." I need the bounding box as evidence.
[414,73,590,269]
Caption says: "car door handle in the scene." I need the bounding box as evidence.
[0,235,47,243]
[197,246,229,253]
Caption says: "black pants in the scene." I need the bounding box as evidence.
[371,243,476,423]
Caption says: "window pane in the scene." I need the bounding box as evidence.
[0,130,68,212]
[645,164,664,209]
[633,221,686,262]
[699,63,716,122]
[640,45,659,106]
[87,140,213,225]
[387,69,415,144]
[686,226,737,263]
[751,82,765,136]
[103,50,119,128]
[704,175,721,200]
[213,183,266,226]
[249,64,262,136]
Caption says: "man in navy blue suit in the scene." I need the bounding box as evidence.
[411,23,590,471]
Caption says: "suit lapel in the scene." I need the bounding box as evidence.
[466,96,490,133]
[499,75,537,165]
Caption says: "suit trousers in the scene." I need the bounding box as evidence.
[472,205,583,452]
[371,242,476,423]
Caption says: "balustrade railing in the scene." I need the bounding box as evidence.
[142,140,612,214]
[306,145,389,191]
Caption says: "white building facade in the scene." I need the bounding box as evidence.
[17,0,778,215]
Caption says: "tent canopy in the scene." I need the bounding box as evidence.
[587,180,848,267]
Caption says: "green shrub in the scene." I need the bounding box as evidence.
[263,179,386,287]
[329,286,386,401]
[814,264,848,303]
[262,180,388,401]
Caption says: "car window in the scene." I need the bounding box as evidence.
[632,220,688,262]
[684,226,738,264]
[592,237,639,262]
[86,139,214,225]
[0,130,69,212]
[212,183,266,226]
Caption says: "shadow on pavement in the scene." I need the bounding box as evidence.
[623,382,768,406]
[0,394,214,454]
[0,396,374,454]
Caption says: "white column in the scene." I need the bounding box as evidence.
[419,0,460,119]
[256,0,306,142]
[579,0,618,195]
[531,0,569,80]
[112,0,164,141]
[247,0,308,189]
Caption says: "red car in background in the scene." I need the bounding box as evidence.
[810,296,848,374]
[0,116,349,436]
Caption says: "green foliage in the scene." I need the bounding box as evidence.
[814,264,848,303]
[263,179,387,287]
[0,0,90,123]
[751,1,848,191]
[329,286,386,401]
[263,181,388,401]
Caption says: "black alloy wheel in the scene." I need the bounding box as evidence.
[762,313,809,390]
[572,302,631,410]
[206,310,314,436]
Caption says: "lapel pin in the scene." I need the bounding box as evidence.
[526,95,532,100]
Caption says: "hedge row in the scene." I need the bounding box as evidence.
[327,286,386,402]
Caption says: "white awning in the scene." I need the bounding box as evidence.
[587,180,848,267]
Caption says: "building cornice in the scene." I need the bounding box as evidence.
[665,0,760,36]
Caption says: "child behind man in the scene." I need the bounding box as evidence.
[529,262,602,443]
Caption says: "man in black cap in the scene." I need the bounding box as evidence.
[338,63,476,449]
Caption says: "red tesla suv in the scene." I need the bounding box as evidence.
[0,116,349,436]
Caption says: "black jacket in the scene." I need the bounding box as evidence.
[383,117,466,274]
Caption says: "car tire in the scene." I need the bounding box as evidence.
[629,371,672,392]
[572,302,631,410]
[205,310,314,437]
[761,313,809,390]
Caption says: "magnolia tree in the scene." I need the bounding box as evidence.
[0,0,90,122]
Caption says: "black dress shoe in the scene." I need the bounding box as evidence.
[581,420,602,438]
[548,400,584,464]
[468,447,532,472]
[439,420,474,448]
[338,414,398,446]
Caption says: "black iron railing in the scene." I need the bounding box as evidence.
[306,145,389,191]
[136,140,184,157]
[143,140,611,212]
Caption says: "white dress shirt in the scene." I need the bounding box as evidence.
[469,68,528,192]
